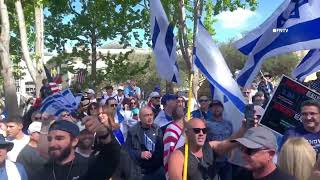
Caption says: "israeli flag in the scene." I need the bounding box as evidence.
[113,128,125,145]
[235,0,320,87]
[144,133,155,152]
[150,0,180,84]
[292,49,320,81]
[194,21,246,130]
[40,88,79,116]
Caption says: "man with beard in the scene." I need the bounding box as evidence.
[75,129,94,158]
[31,117,120,180]
[207,100,233,180]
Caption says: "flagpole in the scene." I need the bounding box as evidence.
[183,0,201,179]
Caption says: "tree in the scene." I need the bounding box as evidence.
[45,0,149,90]
[14,0,46,97]
[0,0,18,117]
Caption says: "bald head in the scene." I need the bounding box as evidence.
[185,118,206,129]
[139,107,154,127]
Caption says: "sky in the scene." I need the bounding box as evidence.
[213,0,285,42]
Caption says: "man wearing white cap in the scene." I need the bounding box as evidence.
[16,121,46,178]
[86,89,97,103]
[148,91,162,117]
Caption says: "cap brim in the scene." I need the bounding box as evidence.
[0,143,14,151]
[231,138,263,149]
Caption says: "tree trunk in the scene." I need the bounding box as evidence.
[35,4,45,97]
[91,31,97,89]
[15,0,43,97]
[0,0,19,117]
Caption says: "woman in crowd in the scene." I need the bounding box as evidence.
[87,102,99,116]
[129,98,140,120]
[278,137,316,180]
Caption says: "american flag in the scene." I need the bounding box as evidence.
[76,69,87,84]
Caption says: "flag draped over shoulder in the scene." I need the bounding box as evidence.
[235,0,320,87]
[150,0,180,84]
[292,49,320,81]
[194,21,246,130]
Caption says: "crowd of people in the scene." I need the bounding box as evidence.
[0,74,320,180]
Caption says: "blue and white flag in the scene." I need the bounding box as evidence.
[194,21,246,130]
[144,133,155,152]
[113,128,125,145]
[150,0,180,84]
[292,49,320,81]
[235,0,320,87]
[40,88,79,116]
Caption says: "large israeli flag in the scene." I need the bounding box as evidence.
[150,0,180,84]
[235,0,320,87]
[194,21,246,130]
[292,49,320,81]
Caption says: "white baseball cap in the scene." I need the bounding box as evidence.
[149,91,160,98]
[28,121,42,134]
[86,89,95,94]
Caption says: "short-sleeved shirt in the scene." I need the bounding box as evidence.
[191,110,213,121]
[280,126,320,154]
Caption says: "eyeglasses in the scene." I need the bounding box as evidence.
[109,104,117,107]
[242,91,251,94]
[192,128,207,134]
[34,116,42,120]
[152,97,160,99]
[239,146,268,156]
[199,99,208,103]
[130,102,136,105]
[61,113,70,117]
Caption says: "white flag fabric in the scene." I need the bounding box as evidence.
[150,0,180,84]
[292,49,320,81]
[194,21,246,130]
[235,0,320,87]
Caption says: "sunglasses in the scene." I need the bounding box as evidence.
[192,128,207,134]
[61,114,70,117]
[239,146,268,156]
[34,116,42,120]
[152,97,161,99]
[199,99,208,102]
[130,102,136,105]
[109,104,117,107]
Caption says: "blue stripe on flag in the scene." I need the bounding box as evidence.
[152,18,160,49]
[296,58,320,80]
[296,49,316,69]
[237,18,320,86]
[238,36,262,55]
[113,129,125,145]
[194,56,245,113]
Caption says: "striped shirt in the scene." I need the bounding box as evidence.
[163,122,185,179]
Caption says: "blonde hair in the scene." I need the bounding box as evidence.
[278,137,316,180]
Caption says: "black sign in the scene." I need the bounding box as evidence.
[260,75,320,135]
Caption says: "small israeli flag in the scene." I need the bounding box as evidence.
[144,133,155,152]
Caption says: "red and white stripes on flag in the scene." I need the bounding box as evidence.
[163,122,185,179]
[49,82,60,94]
[76,69,87,84]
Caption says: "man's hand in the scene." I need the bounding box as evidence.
[141,151,152,160]
[82,116,110,137]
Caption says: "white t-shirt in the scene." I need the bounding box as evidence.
[6,134,30,162]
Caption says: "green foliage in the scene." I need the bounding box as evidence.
[45,0,149,88]
[203,1,216,36]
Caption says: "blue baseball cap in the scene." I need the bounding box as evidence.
[49,120,80,137]
[161,94,178,105]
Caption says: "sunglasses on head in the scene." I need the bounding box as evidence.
[192,128,207,134]
[239,146,268,156]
